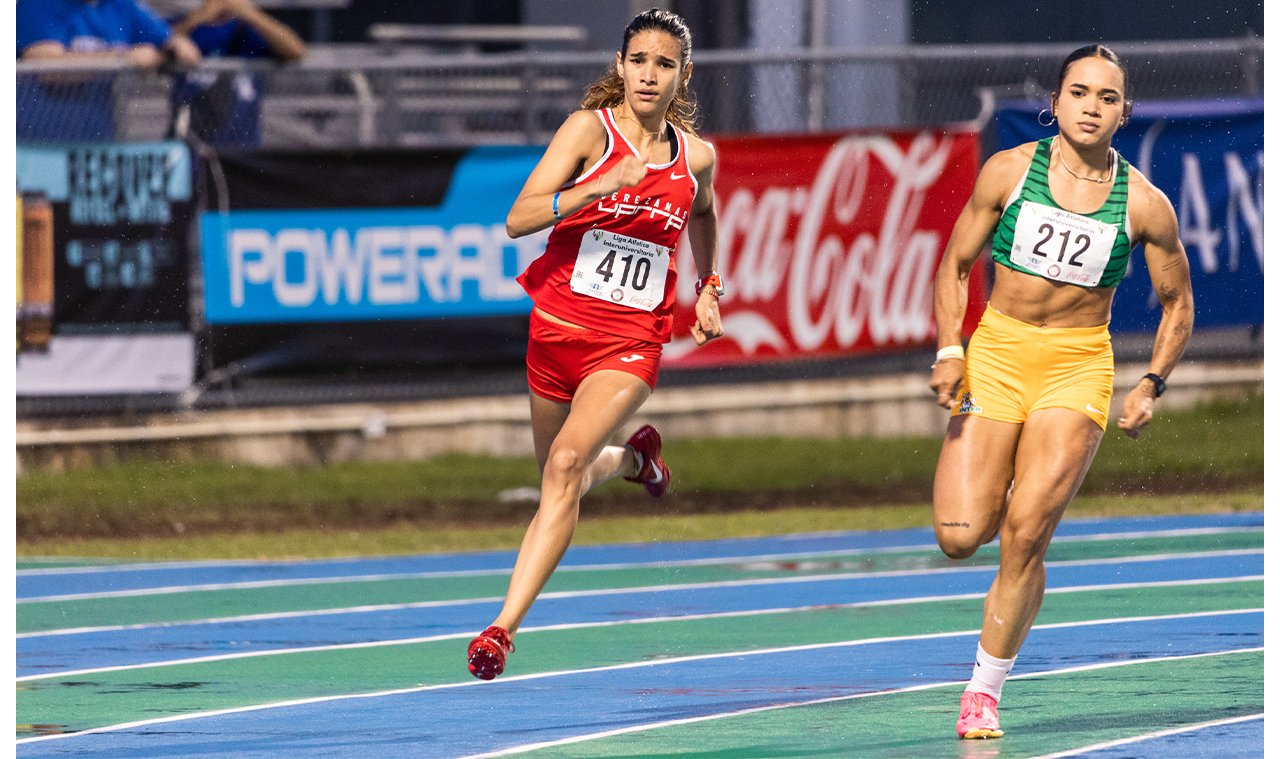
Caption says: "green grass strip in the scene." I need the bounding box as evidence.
[527,651,1262,758]
[17,397,1262,533]
[18,531,1262,634]
[15,581,1261,738]
[17,558,143,570]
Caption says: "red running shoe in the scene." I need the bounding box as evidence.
[467,625,514,680]
[623,424,670,498]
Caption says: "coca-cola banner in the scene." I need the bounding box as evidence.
[665,130,983,367]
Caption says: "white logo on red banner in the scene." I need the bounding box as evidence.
[666,131,981,366]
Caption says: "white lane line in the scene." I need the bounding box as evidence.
[17,570,514,602]
[17,525,1261,584]
[17,546,1263,604]
[16,595,507,639]
[15,595,1263,684]
[14,617,1263,746]
[1025,713,1264,759]
[1051,526,1261,543]
[18,558,285,576]
[18,562,1264,641]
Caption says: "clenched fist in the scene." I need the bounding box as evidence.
[598,155,647,197]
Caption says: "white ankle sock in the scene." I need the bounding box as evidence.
[964,644,1017,701]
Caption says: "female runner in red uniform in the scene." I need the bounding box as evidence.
[466,8,724,680]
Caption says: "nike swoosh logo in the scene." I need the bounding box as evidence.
[1086,403,1104,414]
[647,468,664,485]
[620,354,645,363]
[670,172,686,180]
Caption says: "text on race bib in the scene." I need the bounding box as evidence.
[570,229,669,312]
[1009,201,1119,287]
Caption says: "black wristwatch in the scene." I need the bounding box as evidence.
[1142,373,1166,398]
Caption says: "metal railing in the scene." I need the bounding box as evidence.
[16,36,1263,149]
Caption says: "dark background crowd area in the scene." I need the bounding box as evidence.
[270,0,1260,47]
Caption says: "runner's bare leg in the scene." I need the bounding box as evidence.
[978,407,1103,657]
[494,370,651,633]
[933,414,1022,559]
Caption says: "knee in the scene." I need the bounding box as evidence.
[934,502,1001,560]
[935,527,983,560]
[999,521,1053,568]
[543,445,588,487]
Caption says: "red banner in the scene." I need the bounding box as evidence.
[666,129,985,367]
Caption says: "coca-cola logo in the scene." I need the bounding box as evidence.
[672,131,966,359]
[629,295,655,308]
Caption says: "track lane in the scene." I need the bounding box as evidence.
[16,614,1262,757]
[17,514,1261,598]
[18,550,1262,673]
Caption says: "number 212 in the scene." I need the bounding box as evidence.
[1032,224,1091,266]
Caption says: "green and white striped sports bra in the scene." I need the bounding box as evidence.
[991,137,1133,289]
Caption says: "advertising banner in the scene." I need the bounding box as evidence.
[200,133,982,371]
[995,99,1263,332]
[15,141,194,328]
[664,130,983,368]
[201,147,545,324]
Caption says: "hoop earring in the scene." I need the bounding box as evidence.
[1037,109,1056,127]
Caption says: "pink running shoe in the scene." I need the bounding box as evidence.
[956,690,1003,739]
[623,424,670,498]
[467,625,514,680]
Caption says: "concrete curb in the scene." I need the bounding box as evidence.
[16,360,1262,472]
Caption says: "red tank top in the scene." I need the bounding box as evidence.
[517,108,698,343]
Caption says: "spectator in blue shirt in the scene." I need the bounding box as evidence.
[18,0,202,68]
[167,0,307,146]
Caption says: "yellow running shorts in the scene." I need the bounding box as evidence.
[951,304,1114,429]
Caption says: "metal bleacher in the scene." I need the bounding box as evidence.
[15,35,1262,149]
[263,24,593,148]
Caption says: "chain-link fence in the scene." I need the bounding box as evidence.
[17,36,1263,150]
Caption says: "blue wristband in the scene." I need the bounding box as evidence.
[552,192,562,221]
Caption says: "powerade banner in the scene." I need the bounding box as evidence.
[995,99,1263,332]
[665,130,983,367]
[201,147,546,324]
[16,141,194,328]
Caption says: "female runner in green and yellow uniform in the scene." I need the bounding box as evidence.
[930,45,1195,739]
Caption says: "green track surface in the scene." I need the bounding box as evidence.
[528,651,1263,759]
[17,531,1262,633]
[16,581,1261,738]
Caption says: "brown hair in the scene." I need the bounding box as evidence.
[1056,44,1129,99]
[580,8,698,134]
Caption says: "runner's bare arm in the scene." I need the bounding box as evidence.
[507,111,645,238]
[1117,174,1194,439]
[930,147,1026,407]
[686,136,723,346]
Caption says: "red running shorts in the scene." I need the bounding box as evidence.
[526,309,663,404]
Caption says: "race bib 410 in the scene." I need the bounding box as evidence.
[570,229,669,312]
[1009,201,1119,287]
